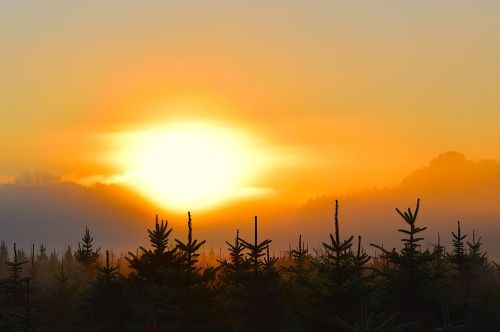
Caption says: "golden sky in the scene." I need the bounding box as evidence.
[0,1,499,211]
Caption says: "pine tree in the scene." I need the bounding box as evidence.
[466,230,488,288]
[83,250,133,331]
[175,211,206,272]
[126,215,181,330]
[218,229,249,279]
[239,216,272,273]
[216,229,251,330]
[371,199,443,324]
[74,227,100,271]
[283,235,313,332]
[37,244,47,262]
[55,258,70,288]
[0,240,9,279]
[63,245,75,277]
[432,233,445,264]
[1,242,43,332]
[225,216,282,332]
[429,233,448,292]
[96,250,119,282]
[1,243,28,327]
[16,248,28,265]
[29,244,36,285]
[307,200,365,329]
[44,258,77,332]
[126,215,178,285]
[290,235,309,266]
[36,244,49,283]
[446,221,469,289]
[287,234,311,292]
[168,212,217,331]
[467,230,485,263]
[5,243,29,287]
[48,250,59,275]
[354,236,371,279]
[319,200,355,289]
[263,245,279,272]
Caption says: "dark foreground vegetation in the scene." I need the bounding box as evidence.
[1,199,500,331]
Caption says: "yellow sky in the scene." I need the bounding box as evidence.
[0,1,499,209]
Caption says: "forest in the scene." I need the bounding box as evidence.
[1,199,500,331]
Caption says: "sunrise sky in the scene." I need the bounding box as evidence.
[1,1,499,214]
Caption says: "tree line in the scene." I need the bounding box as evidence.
[1,199,500,331]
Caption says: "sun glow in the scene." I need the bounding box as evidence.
[112,121,269,212]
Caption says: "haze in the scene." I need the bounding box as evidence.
[0,2,499,254]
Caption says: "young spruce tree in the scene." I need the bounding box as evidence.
[371,199,443,328]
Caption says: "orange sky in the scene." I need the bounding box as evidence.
[0,1,499,212]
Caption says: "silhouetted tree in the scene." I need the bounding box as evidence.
[284,235,313,332]
[127,215,178,285]
[0,241,9,279]
[37,244,47,262]
[43,258,77,331]
[125,215,180,330]
[446,221,469,290]
[162,211,218,331]
[307,200,367,330]
[223,216,283,332]
[81,250,133,331]
[466,230,488,287]
[0,242,45,331]
[74,227,100,280]
[217,229,250,329]
[240,216,272,273]
[218,229,249,279]
[354,236,371,279]
[5,243,28,289]
[290,235,309,265]
[2,201,500,331]
[321,200,355,289]
[371,199,443,327]
[175,211,206,272]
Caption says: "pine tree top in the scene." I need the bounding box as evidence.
[74,227,100,268]
[239,216,272,273]
[175,211,206,271]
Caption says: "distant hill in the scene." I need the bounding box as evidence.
[0,181,157,251]
[295,151,500,257]
[0,152,499,259]
[398,151,500,196]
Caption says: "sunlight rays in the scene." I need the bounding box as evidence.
[110,120,272,212]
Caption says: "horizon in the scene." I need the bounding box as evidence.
[1,150,499,260]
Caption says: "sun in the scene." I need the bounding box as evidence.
[112,121,268,212]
